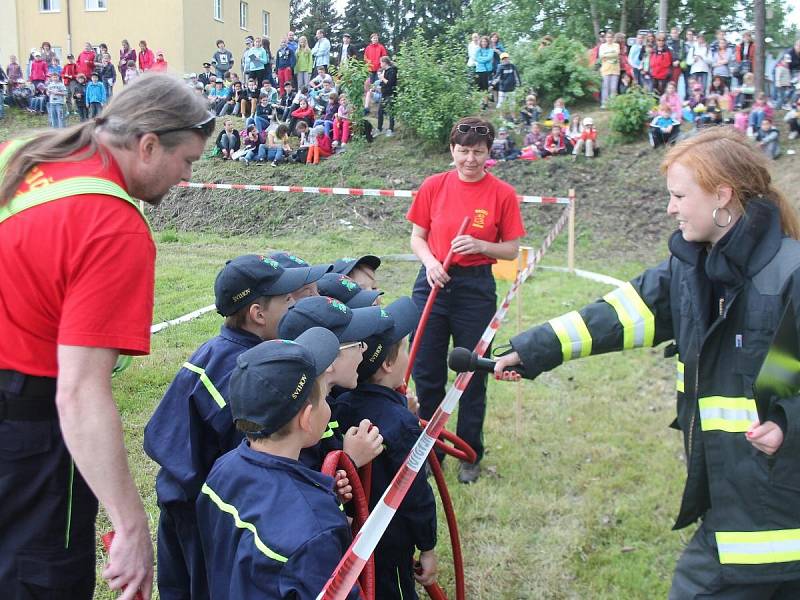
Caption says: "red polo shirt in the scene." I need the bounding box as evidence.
[406,170,526,267]
[0,145,156,377]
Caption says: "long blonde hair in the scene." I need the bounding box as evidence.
[0,73,213,205]
[661,127,800,239]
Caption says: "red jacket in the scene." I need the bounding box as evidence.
[363,43,388,72]
[152,59,168,72]
[736,42,755,64]
[291,105,314,120]
[61,62,78,86]
[649,47,673,80]
[29,58,48,81]
[544,133,567,153]
[76,50,95,77]
[138,48,155,71]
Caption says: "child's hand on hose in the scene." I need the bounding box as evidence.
[343,419,383,467]
[334,470,353,503]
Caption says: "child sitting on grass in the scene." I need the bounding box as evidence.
[649,103,680,148]
[542,123,571,156]
[572,116,598,159]
[332,297,439,600]
[519,93,542,126]
[196,328,362,599]
[549,97,571,125]
[332,92,352,148]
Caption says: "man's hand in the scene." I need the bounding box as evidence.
[746,420,784,455]
[343,419,383,468]
[414,550,438,586]
[102,519,154,600]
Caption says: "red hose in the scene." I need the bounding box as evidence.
[426,453,465,600]
[321,451,375,600]
[101,532,144,600]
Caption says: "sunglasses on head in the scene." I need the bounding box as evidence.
[456,123,490,135]
[152,112,216,137]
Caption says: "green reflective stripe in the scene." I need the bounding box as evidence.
[112,355,133,378]
[182,362,226,408]
[676,360,685,393]
[698,396,758,432]
[0,177,149,229]
[0,139,28,181]
[320,420,339,440]
[65,459,75,549]
[548,311,592,361]
[200,483,289,563]
[757,348,800,398]
[397,567,404,600]
[602,282,655,350]
[717,529,800,564]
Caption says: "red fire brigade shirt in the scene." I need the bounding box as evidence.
[406,170,526,267]
[0,145,156,377]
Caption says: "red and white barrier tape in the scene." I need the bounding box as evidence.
[150,304,216,334]
[176,181,571,205]
[317,204,572,599]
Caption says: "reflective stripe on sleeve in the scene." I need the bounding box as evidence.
[200,483,289,563]
[321,420,339,440]
[548,311,592,362]
[182,362,226,408]
[698,396,758,432]
[716,529,800,564]
[602,282,655,349]
[676,360,685,393]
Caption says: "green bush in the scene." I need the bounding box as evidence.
[512,36,599,105]
[608,87,658,140]
[332,59,371,137]
[393,31,482,146]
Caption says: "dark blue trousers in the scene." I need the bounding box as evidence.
[375,542,418,600]
[411,265,496,462]
[0,381,96,599]
[156,501,209,600]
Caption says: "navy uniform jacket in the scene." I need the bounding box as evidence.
[196,441,361,599]
[333,384,437,553]
[144,326,261,504]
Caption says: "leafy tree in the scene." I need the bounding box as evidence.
[331,58,371,135]
[393,31,482,145]
[289,0,308,33]
[512,36,600,105]
[607,87,657,140]
[299,0,340,45]
[340,0,386,50]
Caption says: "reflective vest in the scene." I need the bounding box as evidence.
[510,199,800,582]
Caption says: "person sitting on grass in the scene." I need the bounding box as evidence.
[785,97,800,140]
[649,103,680,148]
[754,117,780,160]
[306,124,333,164]
[332,92,352,148]
[572,116,598,159]
[542,123,571,156]
[291,121,312,162]
[523,122,546,157]
[313,91,339,138]
[219,81,244,117]
[215,118,241,159]
[255,124,291,166]
[196,328,362,599]
[490,126,520,160]
[519,93,542,126]
[747,92,773,135]
[659,81,682,121]
[289,98,315,135]
[277,81,297,122]
[246,96,272,134]
[549,97,571,125]
[208,80,230,115]
[242,78,259,118]
[332,297,439,599]
[239,124,262,164]
[146,255,328,600]
[566,113,583,143]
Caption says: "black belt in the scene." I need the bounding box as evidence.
[448,264,493,277]
[0,370,58,421]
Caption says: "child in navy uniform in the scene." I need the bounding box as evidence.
[332,254,381,291]
[278,295,392,469]
[333,296,438,599]
[144,254,326,600]
[197,328,362,599]
[317,272,384,308]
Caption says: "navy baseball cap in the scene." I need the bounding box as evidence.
[269,251,332,284]
[229,327,339,436]
[214,254,316,316]
[278,295,392,343]
[358,296,420,380]
[332,255,381,276]
[317,273,383,308]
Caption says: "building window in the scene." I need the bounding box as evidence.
[213,0,223,21]
[85,0,107,10]
[262,11,270,37]
[40,0,61,12]
[239,1,248,29]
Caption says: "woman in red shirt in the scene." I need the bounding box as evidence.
[138,40,155,71]
[76,42,96,78]
[407,116,526,484]
[650,33,674,95]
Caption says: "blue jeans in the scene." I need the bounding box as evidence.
[245,115,269,133]
[48,102,66,128]
[255,144,284,162]
[30,96,47,113]
[748,110,766,129]
[313,118,333,137]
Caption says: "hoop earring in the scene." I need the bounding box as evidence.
[712,207,732,228]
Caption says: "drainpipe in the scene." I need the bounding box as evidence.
[66,0,72,55]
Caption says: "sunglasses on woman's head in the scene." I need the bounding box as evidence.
[152,112,216,137]
[456,124,490,135]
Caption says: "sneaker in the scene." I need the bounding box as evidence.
[746,126,754,137]
[385,129,394,137]
[457,461,480,484]
[789,131,799,140]
[271,160,278,166]
[332,140,339,147]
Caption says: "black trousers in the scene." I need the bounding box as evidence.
[670,521,800,599]
[156,501,209,600]
[411,265,496,462]
[0,376,97,600]
[374,543,417,600]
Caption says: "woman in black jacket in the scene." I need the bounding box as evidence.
[376,56,397,136]
[496,127,800,598]
[215,118,241,159]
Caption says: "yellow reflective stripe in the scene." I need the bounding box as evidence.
[548,311,592,361]
[0,139,28,182]
[112,355,133,378]
[602,282,655,350]
[717,529,800,564]
[0,176,150,230]
[320,420,339,440]
[200,483,288,563]
[676,360,685,393]
[698,396,758,432]
[182,362,226,408]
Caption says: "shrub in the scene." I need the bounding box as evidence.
[608,87,658,140]
[393,31,482,145]
[332,59,371,137]
[512,36,600,105]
